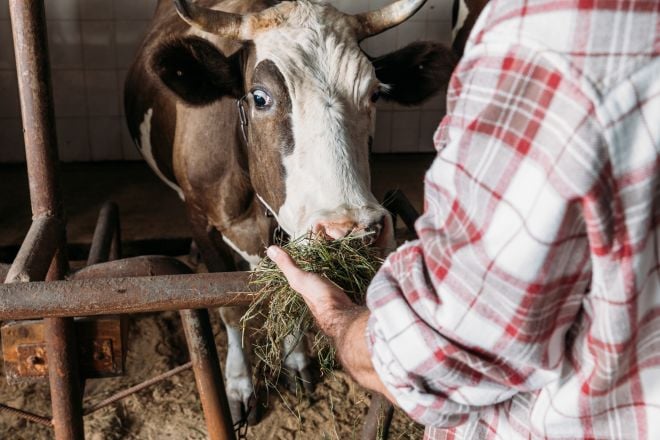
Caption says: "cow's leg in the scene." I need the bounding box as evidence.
[282,333,315,394]
[187,211,257,425]
[219,305,257,423]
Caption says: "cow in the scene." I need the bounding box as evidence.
[124,0,457,424]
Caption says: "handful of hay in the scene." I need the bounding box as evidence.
[242,234,383,384]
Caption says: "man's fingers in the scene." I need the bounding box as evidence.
[267,245,300,278]
[267,245,319,294]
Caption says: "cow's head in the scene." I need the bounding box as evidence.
[153,0,456,246]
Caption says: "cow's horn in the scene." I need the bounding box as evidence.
[173,0,247,39]
[353,0,427,40]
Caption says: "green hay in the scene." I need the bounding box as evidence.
[241,234,383,385]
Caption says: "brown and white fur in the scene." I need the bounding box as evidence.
[125,0,457,423]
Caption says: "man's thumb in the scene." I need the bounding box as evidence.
[267,245,304,283]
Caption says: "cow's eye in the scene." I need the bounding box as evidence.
[370,89,381,103]
[252,89,272,109]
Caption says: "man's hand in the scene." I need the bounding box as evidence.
[266,245,358,339]
[267,245,396,402]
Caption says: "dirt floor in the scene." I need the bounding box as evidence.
[0,156,434,439]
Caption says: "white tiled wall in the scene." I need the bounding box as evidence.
[0,0,451,162]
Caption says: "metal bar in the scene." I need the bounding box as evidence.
[186,209,241,438]
[382,189,420,235]
[0,264,9,282]
[8,0,63,219]
[109,216,122,261]
[87,202,120,266]
[0,271,254,321]
[181,310,236,440]
[72,255,194,280]
[44,318,84,439]
[361,393,395,440]
[81,201,121,406]
[83,362,193,416]
[9,1,82,439]
[0,403,53,428]
[4,216,61,283]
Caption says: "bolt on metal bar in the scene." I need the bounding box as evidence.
[0,403,53,428]
[84,362,193,416]
[8,0,83,438]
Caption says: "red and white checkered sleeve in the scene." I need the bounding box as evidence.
[365,42,600,427]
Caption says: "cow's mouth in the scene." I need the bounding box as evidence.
[305,212,395,254]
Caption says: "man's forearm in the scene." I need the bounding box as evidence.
[331,307,396,402]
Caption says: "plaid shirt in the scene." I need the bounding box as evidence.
[366,0,660,438]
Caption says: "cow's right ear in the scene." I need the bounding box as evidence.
[151,37,243,106]
[372,41,457,106]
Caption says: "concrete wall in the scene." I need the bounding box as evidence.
[0,0,451,162]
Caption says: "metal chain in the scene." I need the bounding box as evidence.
[237,96,249,145]
[272,224,290,245]
[233,405,250,440]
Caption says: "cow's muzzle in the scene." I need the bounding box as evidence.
[313,213,391,247]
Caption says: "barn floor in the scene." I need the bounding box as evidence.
[0,154,434,439]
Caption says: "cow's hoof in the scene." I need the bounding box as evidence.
[227,377,259,426]
[284,364,316,395]
[228,392,259,427]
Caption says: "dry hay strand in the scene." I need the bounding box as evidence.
[241,234,383,386]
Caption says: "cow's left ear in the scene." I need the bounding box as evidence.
[372,42,457,106]
[151,36,244,106]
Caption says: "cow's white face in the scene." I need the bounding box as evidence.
[248,1,388,241]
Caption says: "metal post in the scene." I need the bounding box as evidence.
[181,310,236,440]
[361,393,394,440]
[382,189,420,235]
[8,1,84,438]
[87,202,121,266]
[186,210,242,438]
[4,216,61,283]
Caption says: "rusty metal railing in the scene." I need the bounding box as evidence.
[4,1,239,438]
[0,271,253,321]
[8,0,81,437]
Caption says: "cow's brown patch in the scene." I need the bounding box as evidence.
[243,59,293,213]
